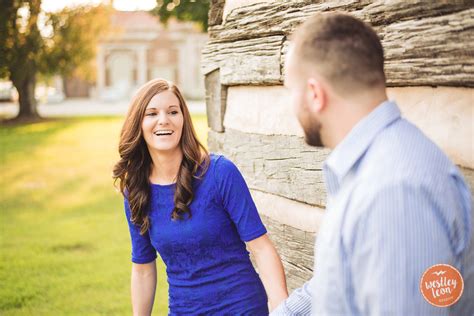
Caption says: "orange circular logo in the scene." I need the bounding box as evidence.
[420,264,464,307]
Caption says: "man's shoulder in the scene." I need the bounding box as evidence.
[362,117,455,183]
[345,117,467,227]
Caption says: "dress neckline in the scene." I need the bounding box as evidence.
[150,182,176,189]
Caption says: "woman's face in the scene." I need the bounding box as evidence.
[141,90,184,154]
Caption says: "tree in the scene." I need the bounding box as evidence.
[151,0,210,31]
[1,0,43,118]
[42,4,112,84]
[0,0,111,119]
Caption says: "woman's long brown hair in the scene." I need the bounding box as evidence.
[113,79,209,234]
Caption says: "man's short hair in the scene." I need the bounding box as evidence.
[291,12,386,95]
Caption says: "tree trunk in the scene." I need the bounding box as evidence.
[14,75,39,119]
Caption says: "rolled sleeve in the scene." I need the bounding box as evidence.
[270,280,314,315]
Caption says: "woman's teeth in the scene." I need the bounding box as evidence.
[154,130,174,136]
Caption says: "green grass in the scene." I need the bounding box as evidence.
[0,114,209,315]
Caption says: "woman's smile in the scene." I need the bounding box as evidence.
[153,129,174,136]
[142,90,184,152]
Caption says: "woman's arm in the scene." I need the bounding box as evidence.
[131,261,157,316]
[247,234,288,312]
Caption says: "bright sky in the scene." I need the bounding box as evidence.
[41,0,157,12]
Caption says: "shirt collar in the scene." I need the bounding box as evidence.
[324,100,401,193]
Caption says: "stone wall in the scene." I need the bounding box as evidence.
[203,0,474,291]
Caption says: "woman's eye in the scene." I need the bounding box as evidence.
[170,111,179,115]
[146,112,156,116]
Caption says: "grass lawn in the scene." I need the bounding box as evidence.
[0,114,208,315]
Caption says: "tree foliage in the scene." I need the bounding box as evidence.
[41,4,112,82]
[0,0,43,85]
[151,0,210,31]
[0,0,111,118]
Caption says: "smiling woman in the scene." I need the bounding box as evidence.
[113,79,205,228]
[142,92,184,156]
[112,78,288,315]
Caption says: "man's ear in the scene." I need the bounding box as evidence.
[307,78,326,114]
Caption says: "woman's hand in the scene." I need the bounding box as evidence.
[246,234,289,311]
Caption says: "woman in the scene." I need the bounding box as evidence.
[113,79,288,315]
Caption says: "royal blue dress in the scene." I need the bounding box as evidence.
[124,154,269,315]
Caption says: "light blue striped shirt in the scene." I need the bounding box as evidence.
[271,101,473,315]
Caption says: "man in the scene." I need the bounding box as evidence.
[272,12,473,315]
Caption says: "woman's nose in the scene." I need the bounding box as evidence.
[158,112,169,125]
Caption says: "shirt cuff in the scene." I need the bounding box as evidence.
[270,301,290,315]
[131,253,157,264]
[240,227,267,242]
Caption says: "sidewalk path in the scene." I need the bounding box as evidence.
[0,98,206,119]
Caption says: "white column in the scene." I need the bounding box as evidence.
[137,46,147,86]
[177,39,187,89]
[96,45,106,98]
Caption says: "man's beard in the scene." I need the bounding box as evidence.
[302,117,324,147]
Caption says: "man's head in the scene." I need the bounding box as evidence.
[284,12,387,148]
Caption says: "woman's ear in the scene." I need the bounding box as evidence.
[306,78,326,114]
